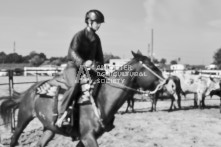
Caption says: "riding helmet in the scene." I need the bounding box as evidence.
[85,9,105,23]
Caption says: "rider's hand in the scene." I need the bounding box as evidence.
[84,60,93,68]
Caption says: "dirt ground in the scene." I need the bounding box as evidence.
[1,98,221,147]
[1,76,221,147]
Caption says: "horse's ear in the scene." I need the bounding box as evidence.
[131,51,137,58]
[164,77,169,85]
[137,50,143,55]
[209,76,215,82]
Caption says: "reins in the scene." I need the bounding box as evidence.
[89,61,166,95]
[83,60,166,129]
[138,61,166,94]
[139,61,165,81]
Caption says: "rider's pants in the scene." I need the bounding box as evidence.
[59,66,77,114]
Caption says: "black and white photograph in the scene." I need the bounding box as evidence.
[1,0,221,147]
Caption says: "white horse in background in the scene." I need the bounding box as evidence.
[173,73,220,108]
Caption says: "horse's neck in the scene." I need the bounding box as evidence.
[96,70,134,123]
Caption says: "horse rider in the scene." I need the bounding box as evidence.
[55,9,105,127]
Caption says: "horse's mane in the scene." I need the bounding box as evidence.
[119,58,137,71]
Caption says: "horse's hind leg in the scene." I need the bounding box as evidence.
[151,95,158,112]
[36,129,55,147]
[193,93,198,108]
[125,99,130,113]
[10,107,34,147]
[131,97,135,112]
[169,97,174,111]
[197,94,203,109]
[178,93,182,109]
[202,96,206,108]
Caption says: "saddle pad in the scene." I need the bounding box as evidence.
[36,82,65,98]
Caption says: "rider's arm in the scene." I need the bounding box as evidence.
[95,37,104,66]
[68,35,83,67]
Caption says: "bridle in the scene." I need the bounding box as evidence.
[92,60,166,95]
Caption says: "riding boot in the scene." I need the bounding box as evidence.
[55,111,69,127]
[55,88,73,127]
[55,84,79,127]
[64,106,74,126]
[55,105,74,127]
[70,101,76,127]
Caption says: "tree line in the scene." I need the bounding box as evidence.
[2,47,220,68]
[0,51,121,67]
[213,47,221,69]
[0,51,64,66]
[153,47,221,69]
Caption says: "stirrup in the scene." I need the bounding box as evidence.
[98,118,105,128]
[55,111,70,127]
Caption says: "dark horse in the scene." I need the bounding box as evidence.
[125,75,185,112]
[0,51,165,147]
[151,75,185,111]
[210,81,221,113]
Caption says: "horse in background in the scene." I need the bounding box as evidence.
[0,51,166,147]
[125,75,185,112]
[210,81,221,113]
[175,73,220,109]
[150,75,185,111]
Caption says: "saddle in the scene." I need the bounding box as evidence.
[36,75,68,98]
[35,73,102,127]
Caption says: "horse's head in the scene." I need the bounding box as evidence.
[163,76,177,95]
[129,51,165,91]
[209,89,220,98]
[205,77,220,96]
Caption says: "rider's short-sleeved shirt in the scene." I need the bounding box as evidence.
[67,28,104,66]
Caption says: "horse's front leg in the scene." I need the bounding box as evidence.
[76,141,84,147]
[173,93,180,110]
[36,129,55,147]
[169,96,174,111]
[78,106,100,147]
[79,134,98,147]
[193,93,198,108]
[150,95,157,112]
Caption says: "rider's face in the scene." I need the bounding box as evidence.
[89,21,101,31]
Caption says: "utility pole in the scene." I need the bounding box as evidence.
[147,43,150,57]
[13,41,16,53]
[151,29,154,62]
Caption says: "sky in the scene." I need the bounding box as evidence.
[1,0,221,65]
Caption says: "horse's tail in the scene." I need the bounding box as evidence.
[0,91,22,126]
[176,78,186,98]
[0,80,44,126]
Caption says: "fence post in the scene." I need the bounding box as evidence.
[36,70,38,82]
[8,70,15,132]
[24,67,27,76]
